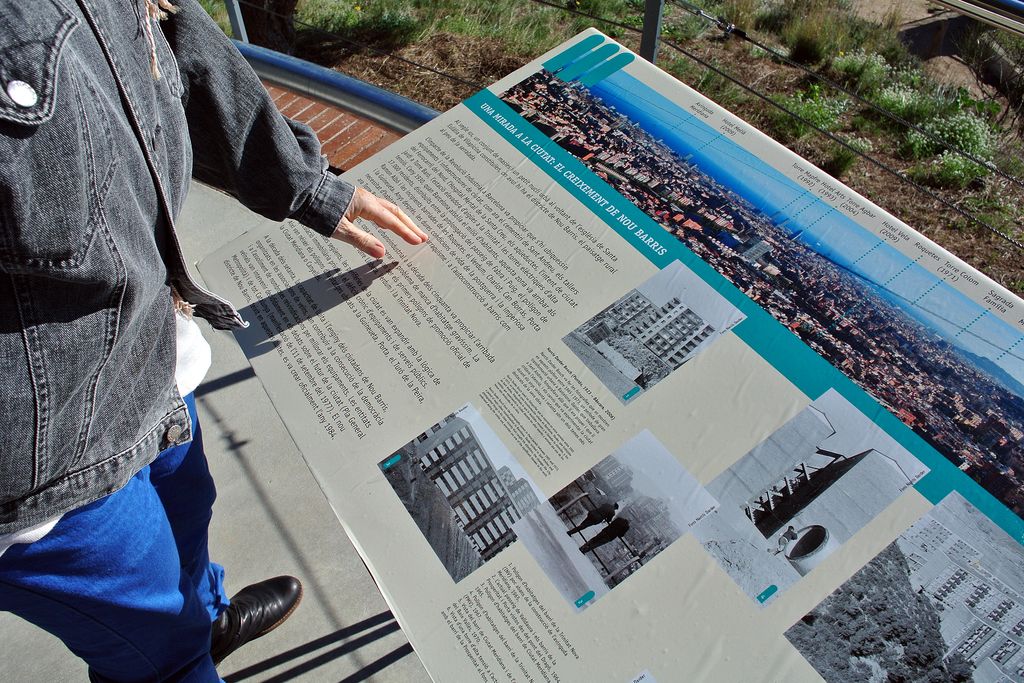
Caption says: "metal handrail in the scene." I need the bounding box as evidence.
[233,41,439,134]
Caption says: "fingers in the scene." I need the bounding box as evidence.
[344,188,428,247]
[360,198,426,246]
[332,218,386,259]
[379,198,429,243]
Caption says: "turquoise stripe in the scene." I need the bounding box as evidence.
[558,44,619,82]
[579,52,636,86]
[542,34,604,72]
[466,87,1024,545]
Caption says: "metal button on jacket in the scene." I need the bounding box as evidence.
[6,80,37,107]
[165,424,184,443]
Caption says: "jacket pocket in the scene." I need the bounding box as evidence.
[0,2,119,273]
[0,0,79,127]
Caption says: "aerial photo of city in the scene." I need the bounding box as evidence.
[499,68,1024,520]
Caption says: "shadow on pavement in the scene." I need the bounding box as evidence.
[223,611,412,682]
[195,368,256,398]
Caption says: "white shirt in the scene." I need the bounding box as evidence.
[0,312,212,558]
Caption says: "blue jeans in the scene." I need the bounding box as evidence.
[0,394,228,682]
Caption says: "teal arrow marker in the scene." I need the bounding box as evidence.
[575,591,596,608]
[379,454,402,471]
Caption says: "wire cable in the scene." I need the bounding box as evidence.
[668,0,1024,195]
[524,0,1024,251]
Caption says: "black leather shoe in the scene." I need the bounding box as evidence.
[210,575,303,665]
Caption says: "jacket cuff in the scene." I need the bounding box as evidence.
[294,157,356,238]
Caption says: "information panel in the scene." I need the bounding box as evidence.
[200,31,1024,682]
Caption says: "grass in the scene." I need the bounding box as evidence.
[873,83,954,126]
[822,136,872,179]
[832,50,891,94]
[954,192,1023,242]
[909,152,990,189]
[719,0,762,29]
[770,84,849,141]
[198,0,232,35]
[289,0,629,58]
[297,0,419,49]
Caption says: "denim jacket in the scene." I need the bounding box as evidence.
[0,0,354,534]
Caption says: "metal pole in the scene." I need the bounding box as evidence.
[640,0,665,64]
[224,0,250,43]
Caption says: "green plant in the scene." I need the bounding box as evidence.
[955,193,1021,235]
[832,50,890,94]
[754,0,795,34]
[663,14,711,42]
[873,83,952,126]
[418,0,574,56]
[892,66,925,89]
[663,56,702,85]
[951,88,1001,121]
[909,151,989,189]
[783,11,838,65]
[822,136,873,178]
[904,110,996,160]
[756,0,911,67]
[771,84,849,140]
[850,113,885,135]
[691,60,747,109]
[994,139,1024,177]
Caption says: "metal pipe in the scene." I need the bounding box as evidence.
[233,41,439,134]
[224,0,249,43]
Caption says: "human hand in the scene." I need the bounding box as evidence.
[331,187,428,259]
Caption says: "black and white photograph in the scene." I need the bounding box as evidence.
[786,492,1024,683]
[379,404,543,582]
[563,260,745,404]
[512,430,717,610]
[693,389,929,606]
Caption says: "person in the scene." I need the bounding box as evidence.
[0,1,426,680]
[775,525,799,555]
[579,517,631,554]
[565,501,619,535]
